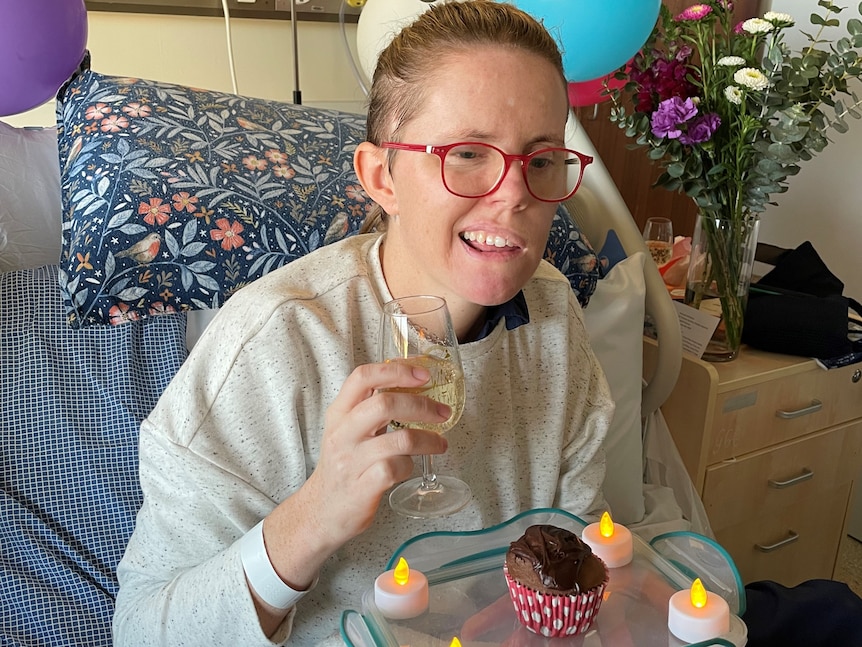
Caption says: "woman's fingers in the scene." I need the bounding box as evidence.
[325,362,451,443]
[320,425,447,490]
[328,361,431,416]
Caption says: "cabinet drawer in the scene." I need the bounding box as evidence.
[703,419,862,530]
[714,484,851,586]
[707,362,862,463]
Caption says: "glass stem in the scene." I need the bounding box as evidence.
[419,454,440,492]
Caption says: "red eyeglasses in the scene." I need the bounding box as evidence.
[380,141,592,202]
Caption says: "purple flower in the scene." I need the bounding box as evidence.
[651,97,698,139]
[679,112,721,144]
[675,45,694,62]
[633,55,699,113]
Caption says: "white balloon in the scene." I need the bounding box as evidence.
[356,0,467,82]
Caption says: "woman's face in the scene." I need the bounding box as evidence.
[378,45,570,330]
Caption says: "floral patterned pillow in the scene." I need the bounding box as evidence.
[545,207,598,305]
[56,67,598,327]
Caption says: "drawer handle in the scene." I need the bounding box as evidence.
[775,399,822,419]
[755,531,800,553]
[768,468,814,489]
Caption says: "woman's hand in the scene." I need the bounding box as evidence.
[306,360,451,539]
[263,361,450,574]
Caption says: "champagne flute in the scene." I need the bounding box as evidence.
[643,217,674,267]
[379,295,471,518]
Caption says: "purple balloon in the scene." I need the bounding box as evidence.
[0,0,88,116]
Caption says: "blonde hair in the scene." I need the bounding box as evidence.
[360,0,567,233]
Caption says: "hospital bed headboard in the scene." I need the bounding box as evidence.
[564,115,682,417]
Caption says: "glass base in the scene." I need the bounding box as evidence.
[389,476,472,519]
[702,342,740,362]
[700,316,742,362]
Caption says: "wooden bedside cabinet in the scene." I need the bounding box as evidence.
[644,343,862,586]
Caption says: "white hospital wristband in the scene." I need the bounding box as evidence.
[240,520,314,610]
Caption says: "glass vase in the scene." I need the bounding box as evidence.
[684,212,760,362]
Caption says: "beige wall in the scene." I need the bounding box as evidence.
[760,0,862,301]
[5,10,367,127]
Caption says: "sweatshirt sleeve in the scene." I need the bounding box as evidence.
[113,420,297,647]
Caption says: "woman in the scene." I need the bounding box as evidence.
[113,2,612,645]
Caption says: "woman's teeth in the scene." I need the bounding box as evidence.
[461,231,514,248]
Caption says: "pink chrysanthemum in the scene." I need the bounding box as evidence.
[676,4,712,21]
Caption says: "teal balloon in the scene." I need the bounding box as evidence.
[514,0,661,82]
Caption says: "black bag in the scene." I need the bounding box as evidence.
[742,242,862,360]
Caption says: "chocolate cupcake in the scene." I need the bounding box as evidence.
[504,524,608,637]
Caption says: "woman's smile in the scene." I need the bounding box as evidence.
[458,229,525,262]
[460,231,519,249]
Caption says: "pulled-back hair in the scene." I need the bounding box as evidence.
[367,0,566,145]
[360,0,567,232]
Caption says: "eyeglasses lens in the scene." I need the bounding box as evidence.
[441,143,581,201]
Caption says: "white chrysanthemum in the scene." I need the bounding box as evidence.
[724,86,744,105]
[734,67,770,91]
[743,17,774,33]
[763,11,794,26]
[717,56,746,67]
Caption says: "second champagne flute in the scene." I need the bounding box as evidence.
[643,217,674,267]
[379,295,471,518]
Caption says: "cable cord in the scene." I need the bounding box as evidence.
[221,0,240,95]
[340,0,369,96]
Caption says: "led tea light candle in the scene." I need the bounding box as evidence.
[373,557,429,619]
[668,578,730,643]
[449,639,462,647]
[581,511,633,568]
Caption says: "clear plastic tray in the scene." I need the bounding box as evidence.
[341,508,747,647]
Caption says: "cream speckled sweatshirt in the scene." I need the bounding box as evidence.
[114,233,612,646]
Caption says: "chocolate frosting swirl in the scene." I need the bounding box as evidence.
[506,524,603,594]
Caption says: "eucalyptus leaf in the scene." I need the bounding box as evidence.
[769,46,784,67]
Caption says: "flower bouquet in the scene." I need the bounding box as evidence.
[609,0,862,360]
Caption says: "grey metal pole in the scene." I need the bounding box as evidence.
[290,0,301,104]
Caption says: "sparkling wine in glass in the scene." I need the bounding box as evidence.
[379,295,471,518]
[643,217,674,267]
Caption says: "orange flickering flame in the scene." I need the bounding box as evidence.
[449,639,462,647]
[599,511,615,539]
[394,557,410,586]
[690,578,708,609]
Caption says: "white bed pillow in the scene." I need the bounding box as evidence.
[582,251,647,525]
[0,121,62,272]
[186,308,220,350]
